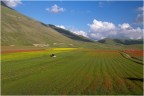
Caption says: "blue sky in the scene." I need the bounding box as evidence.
[3,0,143,40]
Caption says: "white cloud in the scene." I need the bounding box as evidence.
[54,19,143,40]
[56,25,66,29]
[46,4,64,14]
[66,27,89,38]
[118,23,132,30]
[138,6,144,12]
[135,6,143,23]
[89,33,105,40]
[88,19,117,40]
[88,19,143,40]
[2,0,22,8]
[118,26,143,40]
[73,30,88,38]
[88,19,116,33]
[56,25,88,38]
[136,14,143,23]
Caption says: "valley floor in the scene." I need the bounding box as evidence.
[1,48,143,95]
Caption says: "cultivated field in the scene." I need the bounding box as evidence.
[1,48,143,95]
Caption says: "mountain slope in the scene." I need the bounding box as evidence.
[113,39,143,45]
[1,2,94,47]
[48,24,93,42]
[98,38,143,45]
[98,38,121,45]
[2,2,142,49]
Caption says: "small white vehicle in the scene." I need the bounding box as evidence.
[50,54,56,57]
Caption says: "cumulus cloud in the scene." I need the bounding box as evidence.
[89,33,106,40]
[56,25,88,38]
[88,19,116,33]
[136,13,143,23]
[54,19,143,40]
[73,30,88,38]
[138,6,144,12]
[118,23,143,39]
[2,0,22,8]
[56,25,66,29]
[46,4,64,14]
[118,23,132,30]
[88,19,143,40]
[88,19,117,40]
[135,6,143,23]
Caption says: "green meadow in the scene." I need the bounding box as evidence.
[1,48,143,95]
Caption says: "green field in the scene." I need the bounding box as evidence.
[1,48,143,95]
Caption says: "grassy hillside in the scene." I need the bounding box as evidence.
[113,39,143,45]
[98,38,143,45]
[1,4,95,47]
[98,38,121,45]
[98,38,143,49]
[1,2,143,49]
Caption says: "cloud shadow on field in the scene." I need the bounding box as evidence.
[125,77,143,82]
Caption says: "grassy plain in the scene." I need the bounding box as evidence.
[1,48,143,95]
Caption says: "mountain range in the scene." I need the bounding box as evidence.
[98,38,143,45]
[1,1,143,49]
